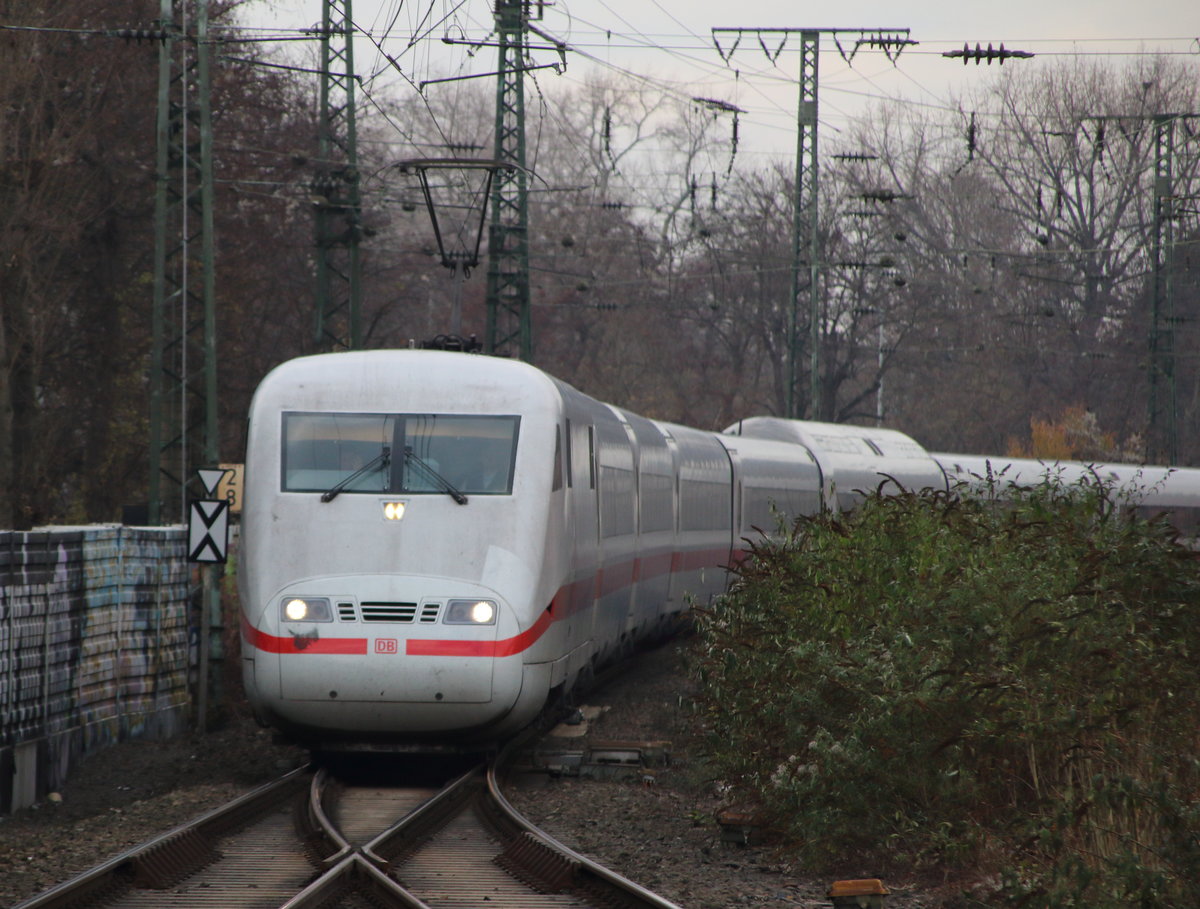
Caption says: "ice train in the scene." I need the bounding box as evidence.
[237,350,1200,747]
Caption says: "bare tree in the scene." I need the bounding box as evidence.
[0,1,332,527]
[962,57,1198,453]
[0,1,162,526]
[826,58,1200,456]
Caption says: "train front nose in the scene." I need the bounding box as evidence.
[243,576,524,736]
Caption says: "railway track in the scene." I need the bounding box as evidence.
[12,731,683,909]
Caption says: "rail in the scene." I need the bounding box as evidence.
[13,728,683,909]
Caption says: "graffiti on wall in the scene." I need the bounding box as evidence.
[0,526,191,812]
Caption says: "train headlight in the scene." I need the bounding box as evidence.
[444,598,497,625]
[282,597,333,622]
[381,501,406,520]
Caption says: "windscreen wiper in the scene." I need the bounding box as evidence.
[404,446,468,505]
[320,446,391,503]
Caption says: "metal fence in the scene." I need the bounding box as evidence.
[0,526,191,812]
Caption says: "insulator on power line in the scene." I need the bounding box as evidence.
[115,27,172,43]
[692,96,744,114]
[857,33,919,63]
[727,112,740,176]
[943,42,1033,65]
[953,111,978,176]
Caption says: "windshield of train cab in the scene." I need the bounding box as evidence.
[281,413,520,496]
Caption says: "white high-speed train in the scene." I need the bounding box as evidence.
[238,350,1200,747]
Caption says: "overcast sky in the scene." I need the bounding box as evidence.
[239,0,1200,158]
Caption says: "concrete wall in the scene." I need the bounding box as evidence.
[0,526,191,812]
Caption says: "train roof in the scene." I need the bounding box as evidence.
[723,416,946,499]
[723,416,931,460]
[249,350,563,414]
[934,453,1200,508]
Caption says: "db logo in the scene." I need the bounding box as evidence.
[375,638,399,654]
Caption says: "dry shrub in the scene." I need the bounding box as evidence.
[694,476,1200,907]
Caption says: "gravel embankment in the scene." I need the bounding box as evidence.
[0,639,936,907]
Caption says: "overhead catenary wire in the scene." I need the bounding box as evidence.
[5,16,1190,144]
[12,10,1191,234]
[13,11,1190,292]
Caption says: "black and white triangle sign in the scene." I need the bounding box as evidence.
[197,468,228,497]
[188,499,230,563]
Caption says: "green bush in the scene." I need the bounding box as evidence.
[693,476,1200,907]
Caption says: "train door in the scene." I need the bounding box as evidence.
[616,415,642,647]
[725,445,744,567]
[593,408,636,663]
[625,414,676,639]
[661,430,684,621]
[665,423,735,610]
[564,407,600,653]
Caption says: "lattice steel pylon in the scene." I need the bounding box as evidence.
[1093,110,1199,464]
[149,0,217,525]
[313,0,363,350]
[485,0,533,361]
[712,26,911,420]
[794,31,819,421]
[1149,114,1177,465]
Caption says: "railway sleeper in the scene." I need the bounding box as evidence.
[127,828,221,889]
[493,829,581,893]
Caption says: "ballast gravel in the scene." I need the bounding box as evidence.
[0,638,937,908]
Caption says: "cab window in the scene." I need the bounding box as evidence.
[282,412,520,495]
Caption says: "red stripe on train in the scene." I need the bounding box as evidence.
[241,615,368,655]
[405,607,555,657]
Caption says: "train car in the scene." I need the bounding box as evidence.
[934,452,1200,539]
[238,351,823,747]
[716,429,823,537]
[933,453,1093,489]
[723,416,948,509]
[240,352,1200,749]
[729,418,1200,540]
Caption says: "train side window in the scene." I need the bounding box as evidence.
[564,420,573,488]
[552,426,563,491]
[588,425,596,489]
